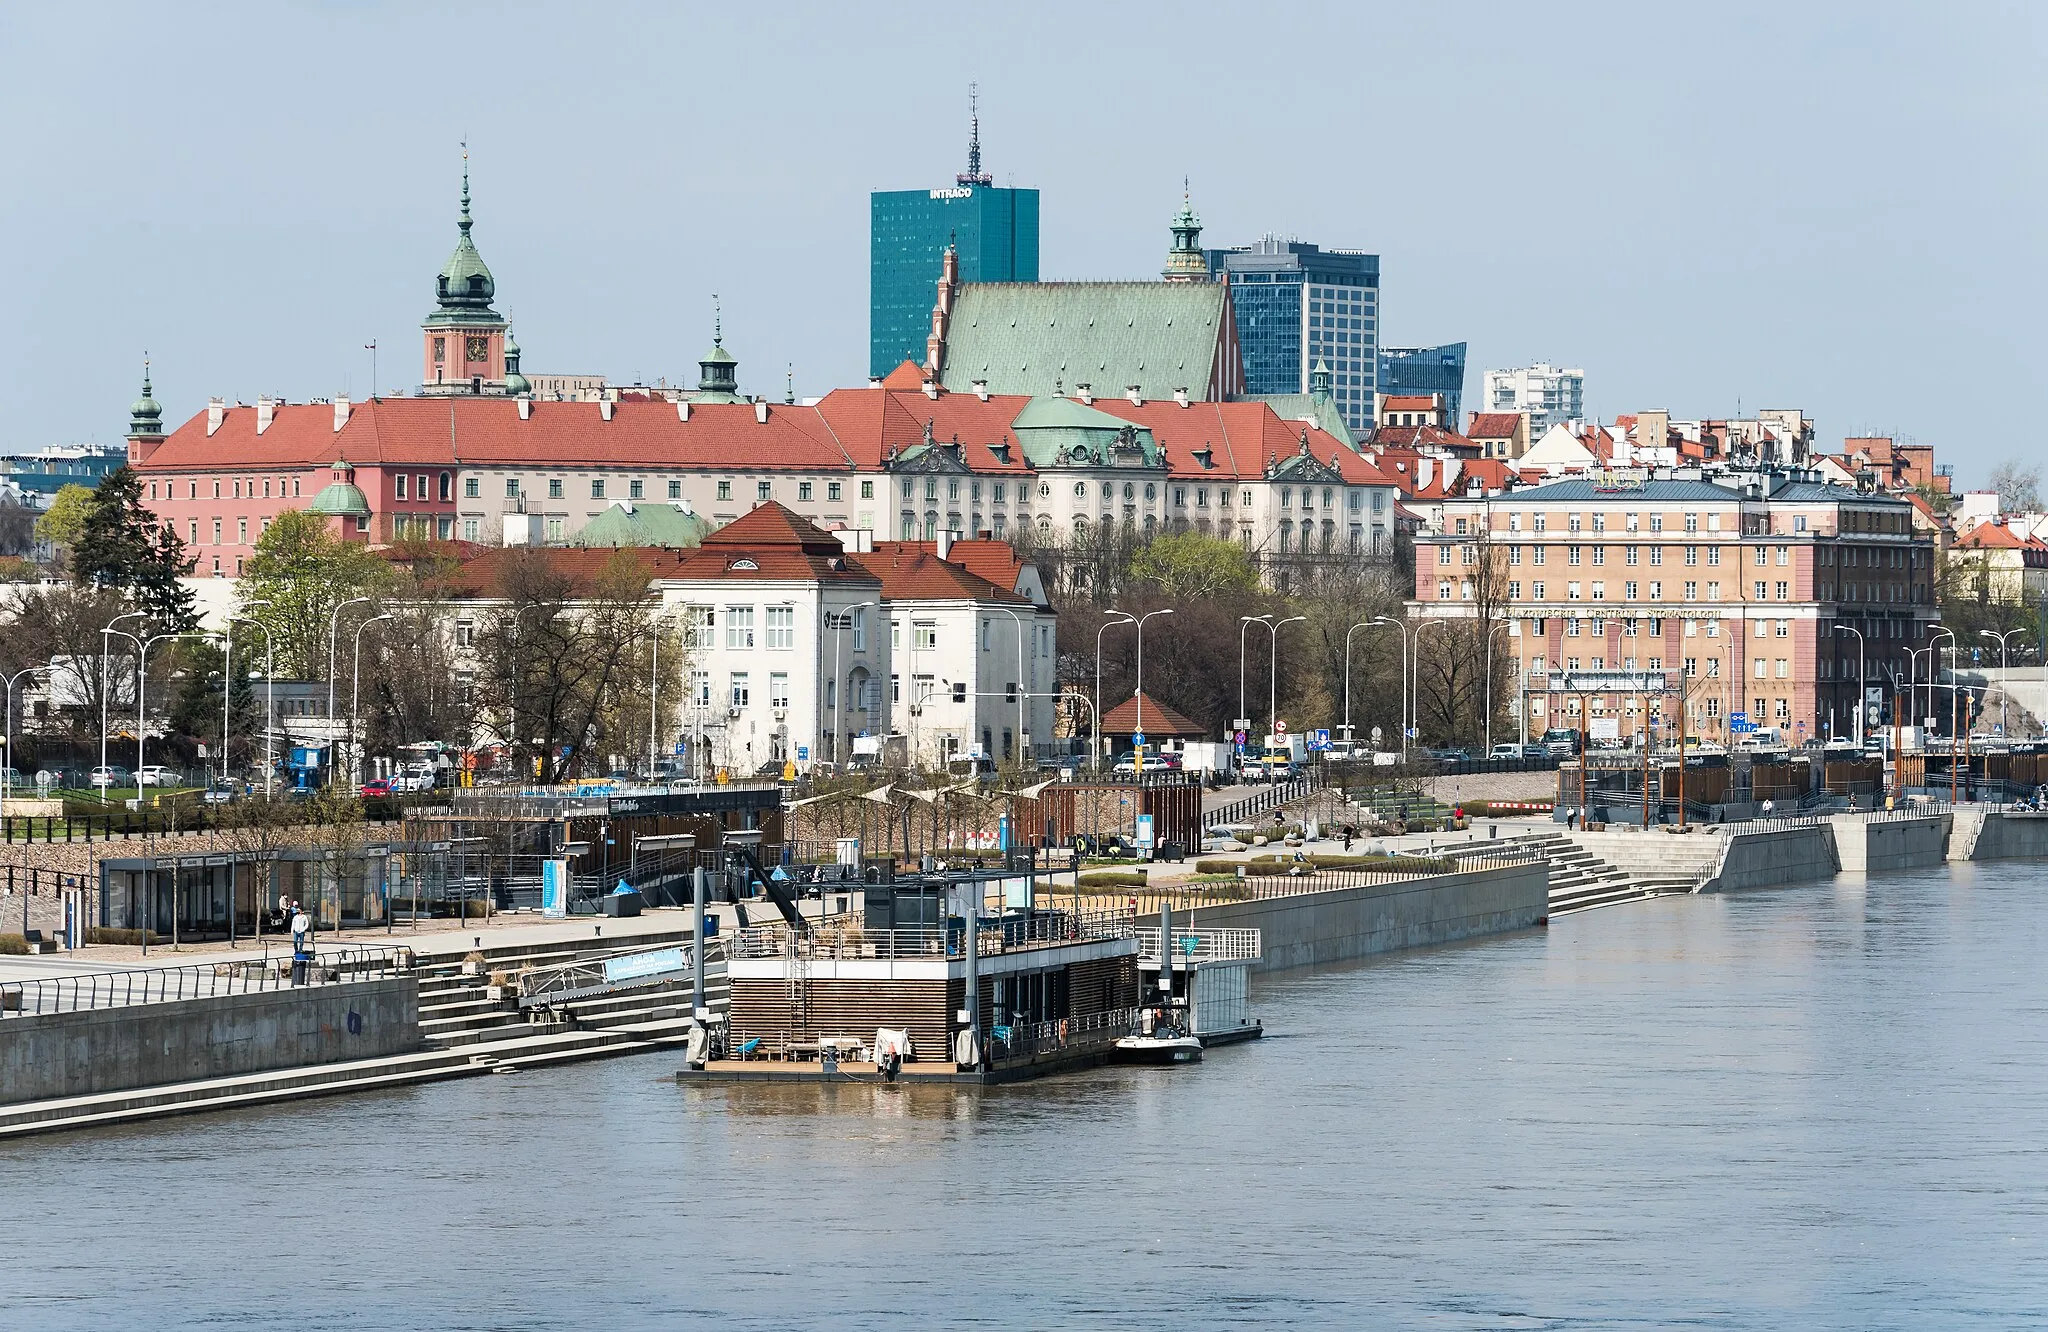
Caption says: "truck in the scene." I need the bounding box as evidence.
[1258,733,1308,781]
[1177,740,1237,782]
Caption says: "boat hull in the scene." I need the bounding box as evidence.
[1111,1036,1204,1065]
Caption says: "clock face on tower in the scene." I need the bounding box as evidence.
[466,335,489,363]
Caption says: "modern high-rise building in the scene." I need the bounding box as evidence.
[1483,362,1584,439]
[1378,343,1467,426]
[1205,237,1380,433]
[869,95,1039,379]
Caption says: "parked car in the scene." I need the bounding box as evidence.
[201,782,238,805]
[1038,754,1085,776]
[359,777,395,797]
[136,765,180,787]
[88,765,132,789]
[1424,746,1472,762]
[0,766,23,788]
[1488,744,1523,760]
[1110,752,1174,776]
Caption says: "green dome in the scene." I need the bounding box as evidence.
[503,328,530,395]
[127,364,163,436]
[308,480,371,518]
[424,160,505,328]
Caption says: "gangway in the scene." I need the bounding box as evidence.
[517,940,711,1010]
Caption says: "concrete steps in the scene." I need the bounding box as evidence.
[1513,833,1664,915]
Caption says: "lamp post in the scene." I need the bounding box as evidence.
[1095,612,1135,770]
[1412,618,1447,751]
[831,600,877,767]
[1130,608,1174,764]
[1238,613,1272,729]
[326,595,374,746]
[646,605,684,781]
[1834,624,1865,748]
[1981,627,2021,736]
[1371,616,1409,762]
[137,632,219,802]
[225,614,275,797]
[2,666,50,818]
[995,604,1041,766]
[350,614,393,788]
[1341,620,1373,744]
[1930,626,1955,742]
[1483,620,1512,755]
[100,609,148,795]
[1267,615,1307,744]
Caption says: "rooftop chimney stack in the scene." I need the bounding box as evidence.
[206,398,226,436]
[255,396,275,434]
[755,400,770,423]
[1126,385,1144,406]
[1174,387,1190,408]
[936,529,955,561]
[332,396,351,433]
[972,379,989,402]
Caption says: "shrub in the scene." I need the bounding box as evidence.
[0,934,27,955]
[85,927,160,946]
[1193,859,1245,875]
[1246,853,1454,875]
[1077,871,1150,889]
[462,899,492,919]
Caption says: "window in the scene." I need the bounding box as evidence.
[212,518,222,544]
[725,606,756,649]
[1651,514,1664,532]
[1684,580,1698,601]
[1649,581,1661,599]
[729,672,750,709]
[798,482,813,501]
[850,608,867,652]
[1755,581,1768,600]
[1568,581,1583,600]
[463,477,479,499]
[765,606,795,649]
[1649,547,1662,566]
[769,672,789,708]
[1775,581,1788,600]
[1707,582,1721,601]
[1776,620,1790,638]
[1754,658,1767,680]
[455,619,475,648]
[1532,547,1546,566]
[548,478,563,500]
[1707,547,1721,566]
[891,619,901,650]
[1591,547,1605,566]
[1685,546,1698,566]
[1531,581,1545,599]
[862,480,875,500]
[913,621,937,650]
[1685,514,1699,533]
[439,472,452,502]
[668,480,682,499]
[1625,581,1638,600]
[980,619,991,651]
[828,481,842,502]
[1533,514,1546,533]
[681,606,715,649]
[629,479,643,500]
[462,518,479,541]
[693,670,711,707]
[1626,546,1639,566]
[1569,546,1582,565]
[1776,545,1790,566]
[952,681,968,703]
[717,481,732,501]
[589,479,606,500]
[237,518,248,544]
[395,474,408,500]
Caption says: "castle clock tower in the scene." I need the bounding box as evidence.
[420,156,510,396]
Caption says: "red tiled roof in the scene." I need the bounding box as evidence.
[1099,690,1207,739]
[1953,523,2037,550]
[661,502,881,584]
[1369,423,1481,455]
[880,360,927,390]
[443,545,679,598]
[1378,395,1437,412]
[857,542,1027,604]
[1082,398,1397,485]
[883,538,1026,592]
[1466,412,1523,438]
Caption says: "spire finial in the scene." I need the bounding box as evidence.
[142,350,151,396]
[712,293,722,347]
[958,82,992,186]
[459,140,472,234]
[786,362,795,405]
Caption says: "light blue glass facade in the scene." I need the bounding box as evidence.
[1206,241,1379,432]
[1378,343,1468,426]
[870,186,1039,379]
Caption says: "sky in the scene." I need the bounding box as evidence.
[1,1,2040,486]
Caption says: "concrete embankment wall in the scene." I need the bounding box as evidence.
[1187,862,1548,972]
[1832,814,1951,875]
[0,977,419,1106]
[1957,811,2048,862]
[1564,830,1726,886]
[1705,826,1839,893]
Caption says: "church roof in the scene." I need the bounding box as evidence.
[936,281,1235,403]
[572,501,713,549]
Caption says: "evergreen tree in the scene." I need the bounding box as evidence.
[71,466,196,629]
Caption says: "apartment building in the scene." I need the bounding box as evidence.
[1414,472,1937,744]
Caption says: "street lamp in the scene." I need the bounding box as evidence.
[325,596,374,744]
[646,604,684,782]
[1982,627,2022,735]
[994,604,1040,766]
[1930,625,1955,741]
[1095,612,1136,769]
[1483,620,1512,755]
[1371,616,1409,762]
[1341,620,1373,744]
[226,599,273,795]
[99,609,148,795]
[1834,624,1865,747]
[1238,615,1272,736]
[1267,615,1307,745]
[2,665,50,818]
[831,600,877,767]
[137,632,220,802]
[1412,618,1447,751]
[1130,608,1174,760]
[350,614,393,788]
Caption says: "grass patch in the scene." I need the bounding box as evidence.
[1076,871,1150,889]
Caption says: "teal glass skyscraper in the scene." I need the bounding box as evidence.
[870,100,1038,378]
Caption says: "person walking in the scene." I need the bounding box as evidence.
[290,903,312,986]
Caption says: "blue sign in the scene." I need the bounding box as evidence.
[1729,711,1748,726]
[540,859,569,919]
[674,741,686,754]
[1309,728,1331,751]
[796,746,809,760]
[1132,731,1146,748]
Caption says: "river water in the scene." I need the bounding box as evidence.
[6,861,2047,1329]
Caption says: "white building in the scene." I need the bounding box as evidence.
[1484,363,1585,441]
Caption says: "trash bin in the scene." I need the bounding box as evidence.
[602,889,644,918]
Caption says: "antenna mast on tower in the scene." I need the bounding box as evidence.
[958,83,993,186]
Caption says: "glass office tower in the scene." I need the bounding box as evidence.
[1379,343,1468,425]
[1205,238,1379,433]
[870,185,1039,379]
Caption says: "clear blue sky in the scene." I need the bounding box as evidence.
[2,2,2039,485]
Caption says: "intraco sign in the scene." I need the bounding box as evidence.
[1556,672,1667,693]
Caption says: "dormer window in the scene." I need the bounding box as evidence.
[729,558,759,571]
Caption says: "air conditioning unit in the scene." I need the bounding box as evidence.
[772,707,787,721]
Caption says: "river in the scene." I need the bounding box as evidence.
[5,861,2046,1329]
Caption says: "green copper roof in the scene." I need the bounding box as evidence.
[502,328,530,396]
[1243,391,1359,450]
[128,362,163,437]
[937,281,1230,402]
[424,158,506,329]
[572,501,713,549]
[308,480,371,518]
[1007,394,1160,468]
[688,303,744,403]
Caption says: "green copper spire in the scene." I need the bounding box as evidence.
[426,147,503,327]
[503,327,530,396]
[694,294,740,400]
[1162,179,1207,282]
[128,356,163,438]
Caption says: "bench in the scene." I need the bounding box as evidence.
[21,929,55,955]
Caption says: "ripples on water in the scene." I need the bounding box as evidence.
[5,863,2046,1330]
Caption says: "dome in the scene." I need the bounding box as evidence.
[503,328,530,396]
[308,480,371,518]
[127,364,163,437]
[423,161,505,328]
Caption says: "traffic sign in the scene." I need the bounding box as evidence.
[796,746,810,760]
[1132,731,1146,748]
[1233,730,1247,746]
[1275,720,1289,735]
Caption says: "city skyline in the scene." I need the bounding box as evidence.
[1,2,2038,486]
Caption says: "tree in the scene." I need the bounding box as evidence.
[470,549,657,783]
[1988,458,2042,515]
[0,582,135,742]
[362,563,475,759]
[236,510,389,680]
[34,483,95,556]
[71,467,197,628]
[1128,532,1263,600]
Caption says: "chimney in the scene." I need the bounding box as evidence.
[255,397,276,435]
[518,397,531,421]
[332,396,351,433]
[1076,383,1094,405]
[206,398,226,436]
[1126,385,1144,406]
[921,378,940,401]
[676,401,691,423]
[972,379,989,402]
[1174,387,1190,408]
[600,399,614,422]
[936,529,955,561]
[868,376,884,389]
[755,400,770,423]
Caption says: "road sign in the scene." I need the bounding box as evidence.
[1309,728,1331,751]
[1729,711,1748,727]
[1132,731,1146,748]
[1233,730,1247,746]
[1233,717,1252,731]
[796,746,809,760]
[1275,720,1288,735]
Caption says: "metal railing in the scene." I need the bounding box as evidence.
[1206,774,1323,828]
[0,943,414,1017]
[1176,854,1542,904]
[990,1005,1137,1065]
[728,910,1139,963]
[517,939,711,1009]
[1137,927,1262,964]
